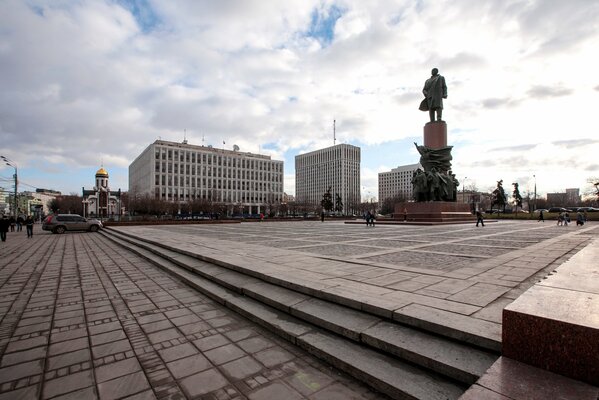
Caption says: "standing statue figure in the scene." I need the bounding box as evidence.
[421,68,447,122]
[411,168,428,202]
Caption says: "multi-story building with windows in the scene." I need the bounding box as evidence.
[129,140,284,214]
[378,163,421,206]
[295,144,360,214]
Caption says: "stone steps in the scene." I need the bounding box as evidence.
[104,227,502,352]
[101,229,499,398]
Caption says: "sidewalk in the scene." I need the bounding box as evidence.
[0,229,388,400]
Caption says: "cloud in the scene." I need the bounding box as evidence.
[490,144,538,152]
[585,164,599,172]
[1,0,599,197]
[552,139,599,149]
[481,97,521,109]
[527,85,573,98]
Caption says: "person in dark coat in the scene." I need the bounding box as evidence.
[25,215,34,238]
[476,210,485,227]
[8,216,15,232]
[0,215,9,242]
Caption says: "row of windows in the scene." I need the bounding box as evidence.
[153,163,281,182]
[154,188,282,203]
[154,174,281,192]
[295,146,360,169]
[155,147,282,172]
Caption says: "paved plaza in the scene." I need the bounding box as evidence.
[110,220,597,349]
[0,228,390,400]
[0,220,597,399]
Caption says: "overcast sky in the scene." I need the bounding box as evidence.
[1,0,598,201]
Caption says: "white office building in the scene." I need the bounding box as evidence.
[129,140,284,214]
[295,144,360,214]
[378,163,421,206]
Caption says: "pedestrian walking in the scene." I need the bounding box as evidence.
[476,210,485,227]
[576,212,584,226]
[8,216,15,232]
[538,210,544,222]
[403,207,408,222]
[0,215,9,242]
[321,211,325,222]
[557,212,563,226]
[365,211,371,227]
[16,215,24,232]
[25,215,34,238]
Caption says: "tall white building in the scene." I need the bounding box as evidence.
[295,144,360,214]
[129,140,284,214]
[378,163,421,206]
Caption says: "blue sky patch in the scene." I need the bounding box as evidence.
[115,0,160,32]
[306,5,344,46]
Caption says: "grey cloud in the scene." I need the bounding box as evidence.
[433,52,487,72]
[594,85,599,92]
[394,91,421,105]
[552,139,599,149]
[527,85,573,98]
[585,164,599,172]
[490,144,538,152]
[481,97,521,109]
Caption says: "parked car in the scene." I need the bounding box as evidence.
[547,207,567,213]
[577,207,599,212]
[42,214,103,234]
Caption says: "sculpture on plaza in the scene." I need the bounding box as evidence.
[412,68,458,202]
[419,67,448,122]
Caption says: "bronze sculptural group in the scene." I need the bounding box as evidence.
[411,167,459,202]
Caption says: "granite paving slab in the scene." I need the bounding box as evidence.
[0,230,391,400]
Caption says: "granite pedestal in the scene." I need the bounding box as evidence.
[502,238,599,386]
[424,121,447,148]
[391,202,475,224]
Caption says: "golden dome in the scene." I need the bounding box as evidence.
[95,167,109,177]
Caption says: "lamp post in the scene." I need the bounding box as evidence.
[533,174,537,212]
[1,156,17,218]
[462,176,468,203]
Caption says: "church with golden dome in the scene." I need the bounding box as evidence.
[82,166,122,217]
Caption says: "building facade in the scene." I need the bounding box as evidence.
[82,167,122,217]
[129,140,284,214]
[295,144,360,214]
[547,188,580,206]
[378,163,421,206]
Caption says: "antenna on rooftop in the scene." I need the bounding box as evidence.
[202,133,205,146]
[183,129,188,144]
[333,120,336,146]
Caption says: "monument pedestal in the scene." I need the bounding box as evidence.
[424,121,447,148]
[391,201,474,224]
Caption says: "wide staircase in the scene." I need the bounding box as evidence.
[100,228,500,399]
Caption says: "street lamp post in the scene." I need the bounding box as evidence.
[462,176,468,203]
[533,174,537,212]
[1,156,17,218]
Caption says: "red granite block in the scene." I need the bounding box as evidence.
[502,239,599,386]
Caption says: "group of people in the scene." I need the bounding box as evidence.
[364,211,376,227]
[557,210,588,227]
[0,214,35,241]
